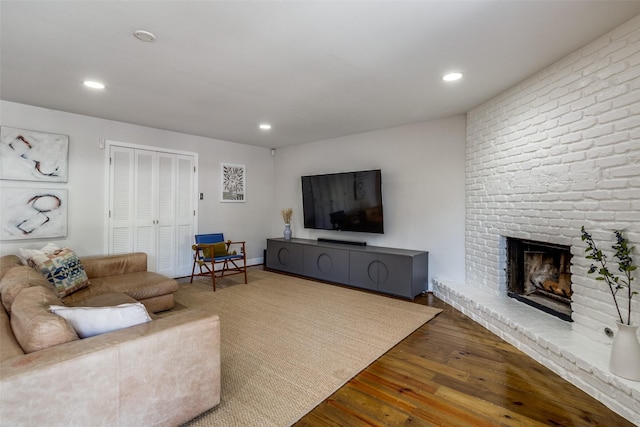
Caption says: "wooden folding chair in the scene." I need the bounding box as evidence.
[190,233,247,291]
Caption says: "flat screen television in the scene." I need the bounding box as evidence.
[301,169,384,234]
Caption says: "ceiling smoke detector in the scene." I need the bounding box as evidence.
[133,30,156,42]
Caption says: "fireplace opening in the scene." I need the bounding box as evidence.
[506,238,573,322]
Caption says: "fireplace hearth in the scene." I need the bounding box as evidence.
[506,237,572,322]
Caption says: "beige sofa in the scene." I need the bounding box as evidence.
[0,253,221,426]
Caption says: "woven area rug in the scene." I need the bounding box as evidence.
[175,269,441,426]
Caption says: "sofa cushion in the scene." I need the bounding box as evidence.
[70,292,138,307]
[0,302,24,361]
[62,271,178,306]
[50,302,152,339]
[0,255,22,281]
[80,252,147,279]
[30,248,90,298]
[135,294,174,314]
[10,286,79,353]
[0,266,53,313]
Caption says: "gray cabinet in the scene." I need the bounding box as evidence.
[376,254,413,296]
[348,251,379,291]
[266,239,304,275]
[266,238,428,299]
[350,253,414,296]
[303,245,350,283]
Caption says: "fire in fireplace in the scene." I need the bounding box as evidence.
[506,237,573,322]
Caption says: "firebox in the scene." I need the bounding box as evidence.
[506,237,573,322]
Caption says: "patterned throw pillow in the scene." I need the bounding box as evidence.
[30,248,90,298]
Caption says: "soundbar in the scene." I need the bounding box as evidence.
[317,237,367,246]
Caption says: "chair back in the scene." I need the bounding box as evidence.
[195,233,225,245]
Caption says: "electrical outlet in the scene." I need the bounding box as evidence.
[199,193,204,200]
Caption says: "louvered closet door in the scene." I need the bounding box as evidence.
[134,149,157,271]
[175,155,195,277]
[109,147,135,253]
[109,144,196,277]
[155,153,176,277]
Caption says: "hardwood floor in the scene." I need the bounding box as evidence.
[294,293,633,427]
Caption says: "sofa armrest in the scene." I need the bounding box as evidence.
[80,252,148,278]
[0,309,221,426]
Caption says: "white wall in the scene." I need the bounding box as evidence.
[0,101,275,265]
[273,115,467,285]
[0,105,466,284]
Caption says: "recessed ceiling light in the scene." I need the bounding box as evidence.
[134,30,157,42]
[259,123,272,130]
[83,80,105,89]
[443,72,463,82]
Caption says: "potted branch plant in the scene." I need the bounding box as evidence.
[581,226,639,380]
[282,208,293,241]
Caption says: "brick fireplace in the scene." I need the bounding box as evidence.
[434,15,640,424]
[506,237,572,322]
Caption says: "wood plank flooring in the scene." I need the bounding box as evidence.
[294,293,634,427]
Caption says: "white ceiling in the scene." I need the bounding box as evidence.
[2,1,640,148]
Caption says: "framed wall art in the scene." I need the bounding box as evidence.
[221,163,245,202]
[0,187,68,241]
[0,126,69,182]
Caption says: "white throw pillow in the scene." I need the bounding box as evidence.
[18,243,60,265]
[49,303,152,338]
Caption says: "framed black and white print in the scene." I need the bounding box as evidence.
[0,187,68,240]
[221,163,245,202]
[0,127,69,182]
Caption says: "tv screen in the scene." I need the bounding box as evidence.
[301,169,384,234]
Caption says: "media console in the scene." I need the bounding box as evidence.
[266,238,429,299]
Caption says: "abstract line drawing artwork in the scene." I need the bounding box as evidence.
[0,127,69,182]
[0,188,68,240]
[221,163,245,202]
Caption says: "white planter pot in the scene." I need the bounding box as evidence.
[609,322,640,381]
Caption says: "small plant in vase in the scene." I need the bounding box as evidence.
[282,208,293,240]
[581,226,639,380]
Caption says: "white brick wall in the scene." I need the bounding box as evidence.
[466,14,640,338]
[437,14,640,424]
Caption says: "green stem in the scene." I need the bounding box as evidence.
[583,229,625,324]
[627,270,632,325]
